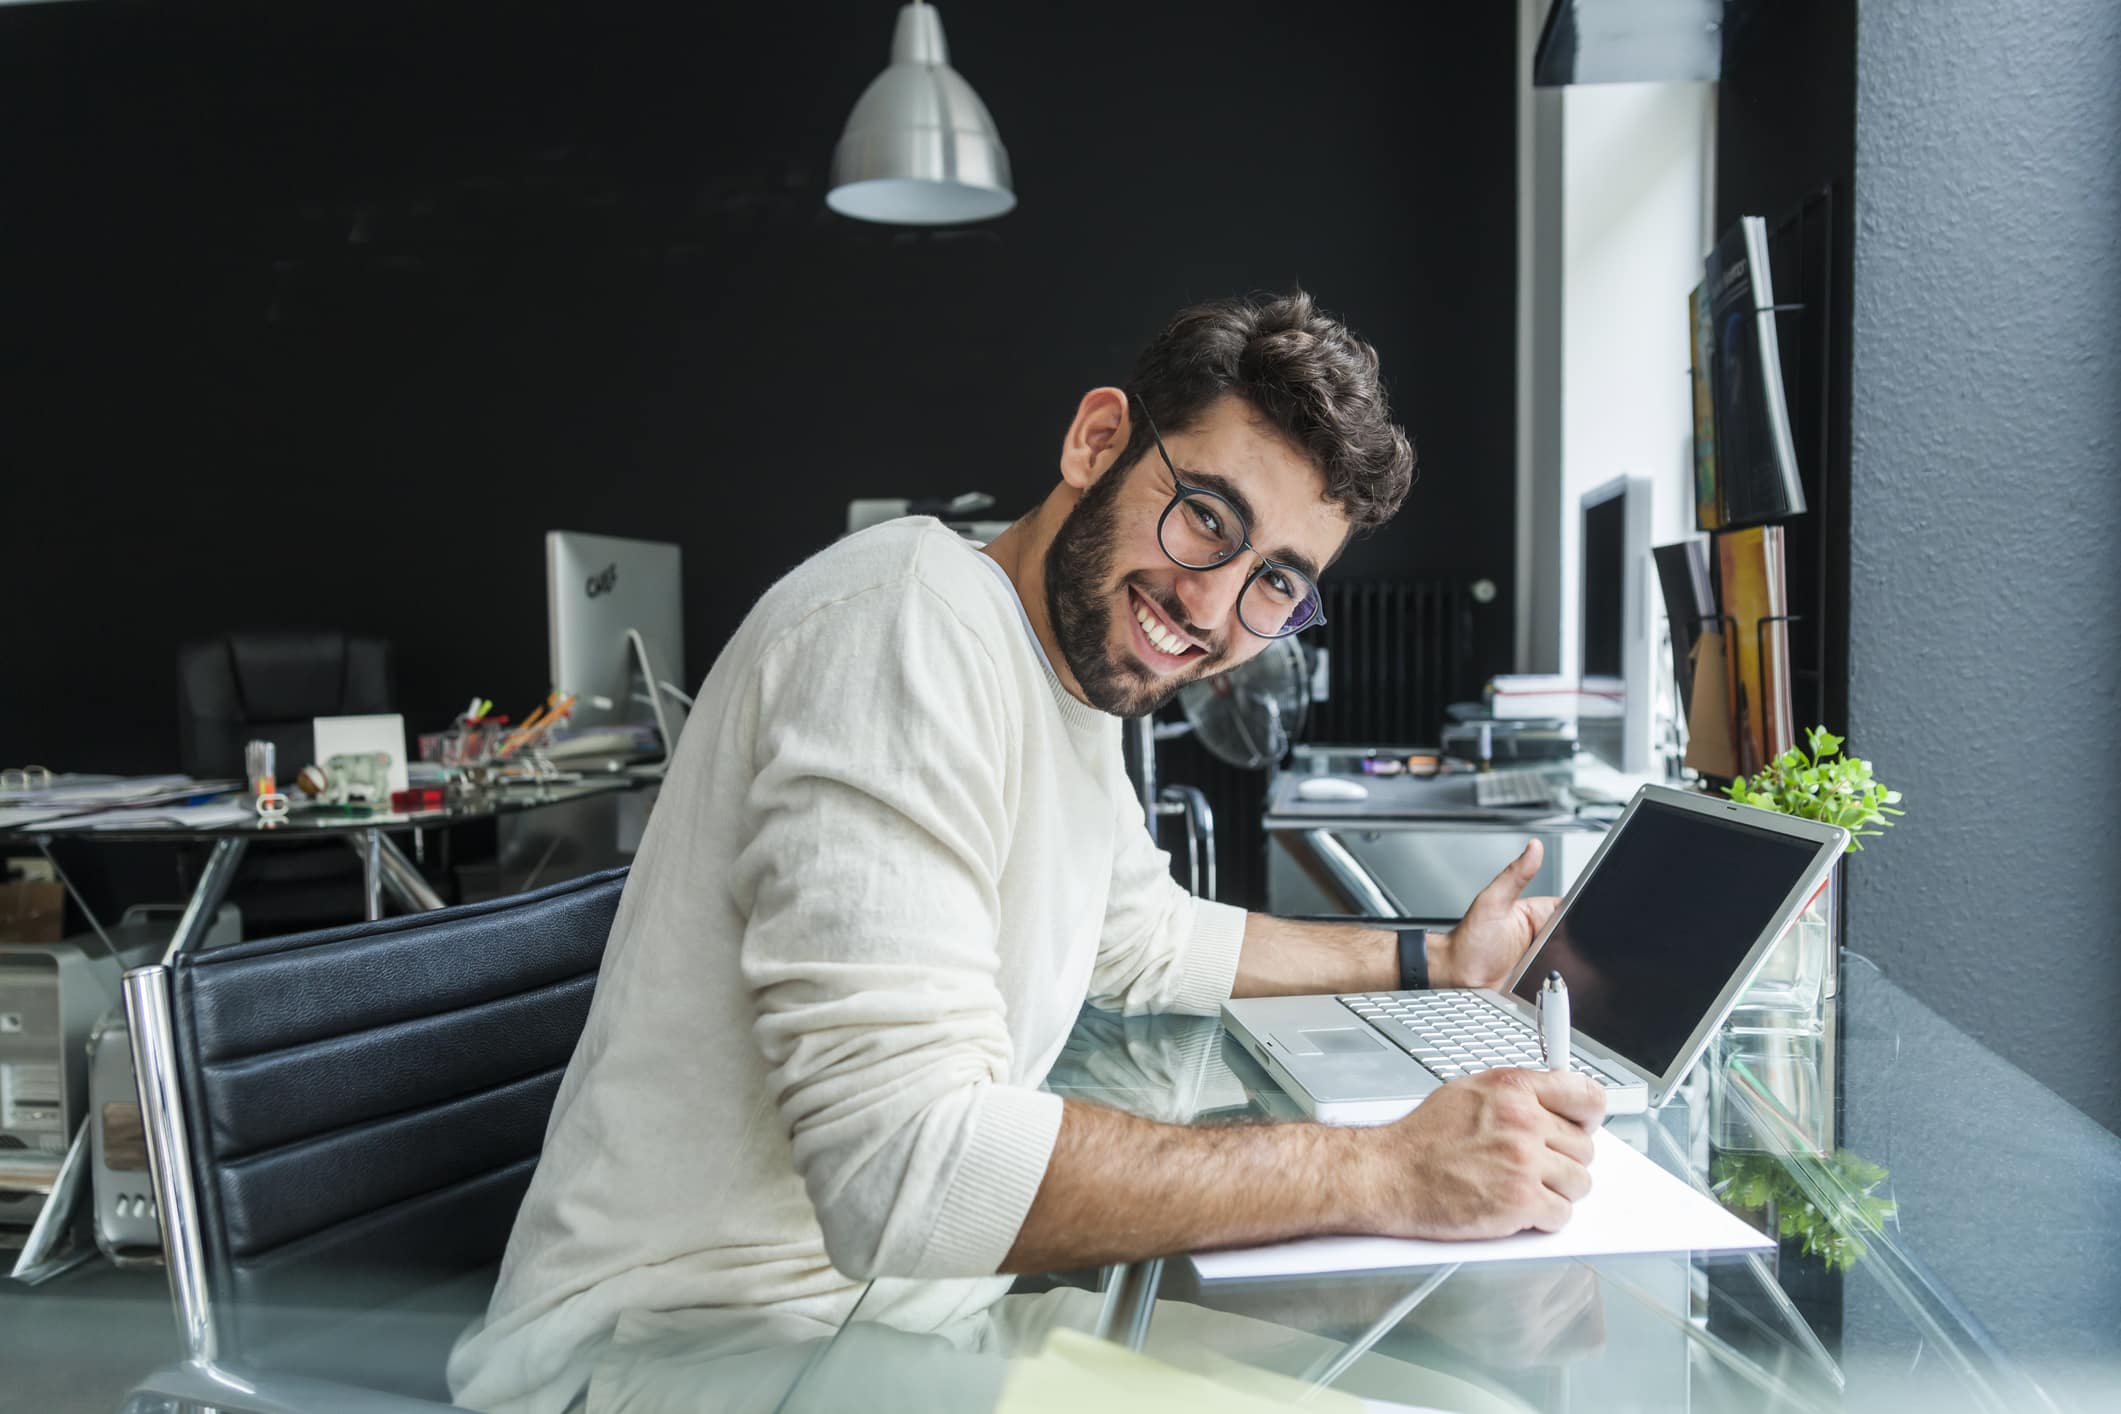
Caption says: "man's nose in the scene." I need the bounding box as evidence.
[1172,562,1247,637]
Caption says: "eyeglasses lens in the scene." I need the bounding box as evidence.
[1239,574,1321,639]
[1160,492,1245,570]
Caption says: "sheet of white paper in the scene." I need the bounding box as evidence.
[1189,1126,1770,1281]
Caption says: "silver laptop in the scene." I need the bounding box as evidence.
[1222,785,1849,1125]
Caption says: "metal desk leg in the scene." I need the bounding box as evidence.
[37,841,120,963]
[358,828,384,920]
[1295,1262,1460,1391]
[1285,828,1406,918]
[162,837,248,963]
[1092,1257,1165,1350]
[6,1121,94,1284]
[374,832,445,912]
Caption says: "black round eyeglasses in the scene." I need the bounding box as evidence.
[1135,399,1327,640]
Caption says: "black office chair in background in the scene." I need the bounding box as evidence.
[121,866,625,1413]
[175,631,408,935]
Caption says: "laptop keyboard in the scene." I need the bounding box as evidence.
[1338,990,1623,1088]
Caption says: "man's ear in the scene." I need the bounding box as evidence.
[1059,386,1131,493]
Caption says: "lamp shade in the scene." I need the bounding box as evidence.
[827,3,1015,225]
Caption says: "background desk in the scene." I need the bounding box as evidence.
[4,774,658,956]
[1263,768,1612,921]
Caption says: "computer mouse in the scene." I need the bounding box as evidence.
[1295,776,1369,802]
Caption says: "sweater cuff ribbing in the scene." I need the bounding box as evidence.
[1170,898,1249,1016]
[919,1084,1064,1277]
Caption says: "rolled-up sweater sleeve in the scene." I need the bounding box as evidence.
[734,577,1062,1282]
[1086,762,1247,1016]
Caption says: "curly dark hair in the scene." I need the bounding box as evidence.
[1121,290,1416,535]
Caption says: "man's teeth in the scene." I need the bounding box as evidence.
[1135,601,1190,657]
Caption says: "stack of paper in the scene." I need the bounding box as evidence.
[0,775,247,832]
[1486,674,1584,721]
[36,801,255,832]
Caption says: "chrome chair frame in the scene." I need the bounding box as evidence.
[113,863,623,1414]
[123,961,458,1414]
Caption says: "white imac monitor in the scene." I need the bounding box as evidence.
[1577,477,1652,775]
[546,531,687,756]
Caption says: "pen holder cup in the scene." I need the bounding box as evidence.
[419,724,505,806]
[421,723,504,769]
[1710,1029,1832,1157]
[1727,861,1839,1035]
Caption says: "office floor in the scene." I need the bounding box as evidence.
[0,1260,177,1414]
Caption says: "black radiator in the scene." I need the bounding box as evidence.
[1308,577,1482,745]
[1153,575,1489,910]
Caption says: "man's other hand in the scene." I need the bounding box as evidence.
[1429,840,1561,990]
[1358,1067,1605,1240]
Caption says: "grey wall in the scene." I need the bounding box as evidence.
[1848,0,2121,1131]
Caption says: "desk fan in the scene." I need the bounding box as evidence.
[1137,638,1313,900]
[1174,636,1312,770]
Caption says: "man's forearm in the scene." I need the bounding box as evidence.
[1001,1098,1370,1272]
[1231,913,1439,997]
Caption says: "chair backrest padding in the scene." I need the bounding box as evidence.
[177,631,396,782]
[167,866,626,1397]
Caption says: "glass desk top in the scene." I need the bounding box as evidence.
[778,953,2120,1414]
[1,771,656,844]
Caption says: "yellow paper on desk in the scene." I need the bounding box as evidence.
[996,1328,1477,1414]
[997,1328,1357,1413]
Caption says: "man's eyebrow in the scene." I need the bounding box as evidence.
[1177,465,1325,582]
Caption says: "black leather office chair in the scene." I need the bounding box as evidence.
[175,631,404,934]
[176,631,398,785]
[122,867,625,1412]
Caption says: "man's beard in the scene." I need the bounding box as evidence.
[1044,463,1228,717]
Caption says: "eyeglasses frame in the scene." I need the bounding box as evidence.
[1134,398,1329,640]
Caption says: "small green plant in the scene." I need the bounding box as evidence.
[1714,1149,1897,1272]
[1725,725,1905,851]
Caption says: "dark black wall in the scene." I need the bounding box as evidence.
[2,1,1519,781]
[1845,0,2121,1133]
[1715,0,1856,741]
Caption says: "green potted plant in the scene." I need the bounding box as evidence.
[1714,1148,1897,1273]
[1725,725,1905,851]
[1717,727,1905,1025]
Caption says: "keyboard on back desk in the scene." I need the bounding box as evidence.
[1337,990,1622,1087]
[1472,770,1572,809]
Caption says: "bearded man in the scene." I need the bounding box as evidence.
[450,290,1604,1414]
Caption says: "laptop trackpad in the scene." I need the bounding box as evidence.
[1272,1027,1385,1057]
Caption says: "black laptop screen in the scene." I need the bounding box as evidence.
[1508,798,1824,1078]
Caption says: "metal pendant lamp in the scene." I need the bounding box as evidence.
[827,1,1016,225]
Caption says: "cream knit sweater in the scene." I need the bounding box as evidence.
[448,519,1248,1414]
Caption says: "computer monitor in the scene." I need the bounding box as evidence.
[1577,477,1652,774]
[545,531,687,753]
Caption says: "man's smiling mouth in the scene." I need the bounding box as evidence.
[1128,586,1206,666]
